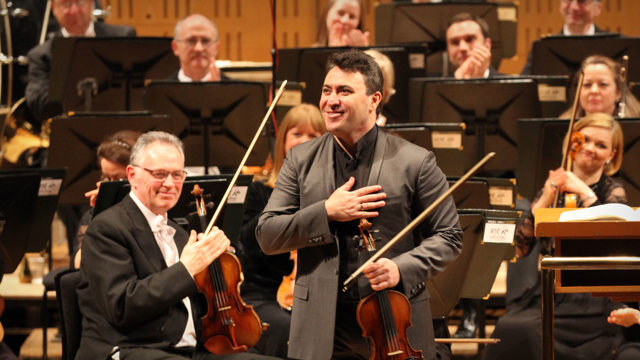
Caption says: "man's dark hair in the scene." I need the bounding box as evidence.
[446,12,490,40]
[326,50,384,116]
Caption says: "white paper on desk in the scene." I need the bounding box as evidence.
[228,186,248,204]
[558,203,640,222]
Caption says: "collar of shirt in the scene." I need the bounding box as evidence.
[61,22,96,38]
[129,191,167,229]
[333,125,378,162]
[177,69,212,82]
[563,23,595,36]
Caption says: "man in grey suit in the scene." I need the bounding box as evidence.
[25,0,136,123]
[257,50,463,360]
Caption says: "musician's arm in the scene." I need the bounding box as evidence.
[257,152,334,255]
[392,151,463,297]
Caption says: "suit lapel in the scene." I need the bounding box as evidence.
[122,196,168,272]
[367,129,387,187]
[321,134,337,200]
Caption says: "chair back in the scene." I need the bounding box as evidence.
[54,269,82,360]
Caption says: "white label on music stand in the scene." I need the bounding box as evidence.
[489,186,514,207]
[39,178,62,196]
[280,89,302,107]
[228,186,248,204]
[538,84,566,102]
[409,53,425,69]
[432,131,462,149]
[497,7,517,22]
[483,221,516,244]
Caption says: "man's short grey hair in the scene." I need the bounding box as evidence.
[129,131,184,165]
[173,14,219,42]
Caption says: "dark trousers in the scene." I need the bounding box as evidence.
[332,300,370,360]
[119,348,279,360]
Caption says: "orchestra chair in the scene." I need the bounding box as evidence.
[54,269,81,360]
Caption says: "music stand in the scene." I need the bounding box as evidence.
[517,118,640,205]
[93,175,252,243]
[49,37,179,113]
[428,209,518,317]
[530,35,640,82]
[402,77,540,177]
[374,2,517,76]
[46,112,173,205]
[448,176,516,210]
[276,45,428,124]
[1,168,65,253]
[0,172,40,273]
[144,81,269,170]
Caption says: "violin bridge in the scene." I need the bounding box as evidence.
[387,350,404,356]
[218,306,232,311]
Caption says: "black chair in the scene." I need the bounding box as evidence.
[54,269,82,360]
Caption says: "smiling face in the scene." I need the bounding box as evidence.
[326,0,361,37]
[172,15,219,81]
[580,63,621,116]
[560,0,601,31]
[127,141,185,215]
[320,67,380,143]
[573,125,615,175]
[446,20,490,70]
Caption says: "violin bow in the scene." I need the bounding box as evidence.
[618,55,629,118]
[342,152,495,291]
[552,72,584,208]
[204,80,288,236]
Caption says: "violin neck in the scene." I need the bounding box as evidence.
[376,290,399,338]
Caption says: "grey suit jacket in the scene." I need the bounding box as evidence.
[257,130,463,360]
[75,195,201,360]
[25,22,136,123]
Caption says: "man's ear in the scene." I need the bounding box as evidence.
[485,37,492,51]
[370,91,382,112]
[171,40,179,57]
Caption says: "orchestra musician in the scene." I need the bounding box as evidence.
[256,50,462,360]
[73,130,141,268]
[521,0,607,75]
[445,13,497,79]
[75,131,277,360]
[483,113,628,360]
[25,0,136,124]
[559,55,640,119]
[170,14,228,82]
[238,103,326,357]
[315,0,369,47]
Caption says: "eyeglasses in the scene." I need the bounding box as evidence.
[100,175,127,182]
[177,36,217,48]
[561,0,595,5]
[55,0,90,9]
[133,165,187,182]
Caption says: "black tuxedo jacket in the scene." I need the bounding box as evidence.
[75,195,202,359]
[25,22,136,123]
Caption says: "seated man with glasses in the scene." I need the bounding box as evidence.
[170,14,228,82]
[26,0,136,124]
[76,131,276,360]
